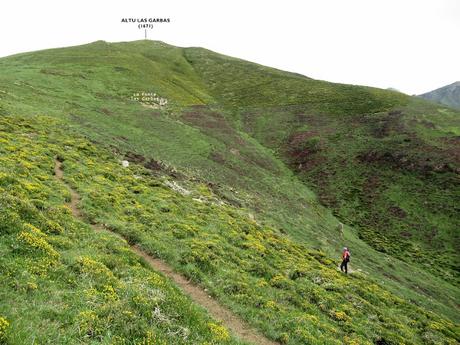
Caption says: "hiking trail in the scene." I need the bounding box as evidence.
[54,159,279,345]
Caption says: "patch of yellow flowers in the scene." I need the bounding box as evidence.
[207,322,230,341]
[0,316,9,342]
[17,223,60,259]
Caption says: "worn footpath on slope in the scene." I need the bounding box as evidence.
[54,159,279,345]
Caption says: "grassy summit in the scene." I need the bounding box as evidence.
[0,40,459,344]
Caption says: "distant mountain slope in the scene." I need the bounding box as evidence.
[419,81,460,109]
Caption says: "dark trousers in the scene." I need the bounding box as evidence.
[340,259,348,273]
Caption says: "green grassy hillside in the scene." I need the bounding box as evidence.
[0,40,459,343]
[182,47,460,285]
[0,116,245,345]
[1,115,458,344]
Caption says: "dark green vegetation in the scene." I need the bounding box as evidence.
[419,81,460,110]
[183,49,460,285]
[0,40,459,344]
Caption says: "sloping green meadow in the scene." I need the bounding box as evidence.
[0,116,245,345]
[1,115,458,344]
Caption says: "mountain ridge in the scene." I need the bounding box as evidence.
[419,81,460,109]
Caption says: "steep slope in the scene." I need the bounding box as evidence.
[53,159,277,345]
[419,82,460,109]
[0,41,459,341]
[1,114,458,344]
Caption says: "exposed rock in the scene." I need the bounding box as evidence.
[164,180,190,196]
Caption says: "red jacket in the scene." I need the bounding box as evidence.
[342,250,350,261]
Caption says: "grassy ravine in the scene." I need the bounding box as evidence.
[1,115,459,344]
[183,48,460,285]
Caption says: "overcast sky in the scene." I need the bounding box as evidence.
[1,0,459,95]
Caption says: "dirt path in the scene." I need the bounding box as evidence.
[54,161,81,218]
[54,160,279,345]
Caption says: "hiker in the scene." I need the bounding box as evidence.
[340,247,351,274]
